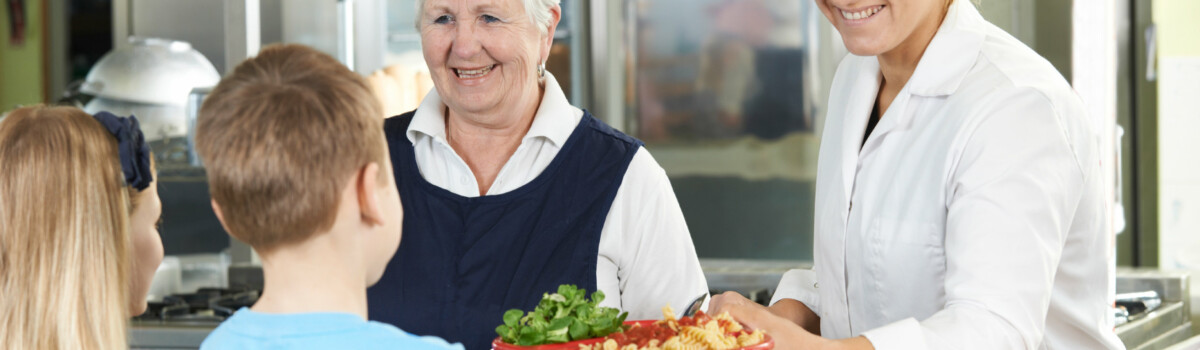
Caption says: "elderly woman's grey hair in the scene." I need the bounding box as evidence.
[415,0,562,34]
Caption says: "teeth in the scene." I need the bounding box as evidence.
[455,65,494,78]
[840,5,882,21]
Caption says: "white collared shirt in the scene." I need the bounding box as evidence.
[771,1,1124,349]
[405,72,709,320]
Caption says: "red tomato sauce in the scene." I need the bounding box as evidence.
[608,323,676,347]
[603,311,757,348]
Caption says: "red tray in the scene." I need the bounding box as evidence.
[492,320,775,350]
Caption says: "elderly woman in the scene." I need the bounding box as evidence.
[366,0,708,348]
[708,0,1124,349]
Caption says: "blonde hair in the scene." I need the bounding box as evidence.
[195,44,385,252]
[0,106,133,349]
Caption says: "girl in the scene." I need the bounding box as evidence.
[0,106,164,349]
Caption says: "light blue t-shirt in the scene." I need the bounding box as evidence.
[200,308,464,350]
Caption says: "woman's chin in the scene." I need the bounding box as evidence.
[130,300,148,317]
[837,32,894,57]
[843,41,890,57]
[447,97,502,116]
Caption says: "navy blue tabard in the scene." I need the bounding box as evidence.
[367,110,643,350]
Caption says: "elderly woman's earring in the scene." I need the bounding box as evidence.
[537,63,546,78]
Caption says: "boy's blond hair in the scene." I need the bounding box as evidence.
[195,44,385,252]
[0,106,136,349]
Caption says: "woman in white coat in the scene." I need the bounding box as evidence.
[710,0,1125,349]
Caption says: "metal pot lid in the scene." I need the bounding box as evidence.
[84,97,187,142]
[81,37,220,106]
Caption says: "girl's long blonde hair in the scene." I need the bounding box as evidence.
[0,106,133,349]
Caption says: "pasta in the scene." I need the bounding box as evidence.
[580,306,766,350]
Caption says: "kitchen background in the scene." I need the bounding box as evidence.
[2,0,1199,349]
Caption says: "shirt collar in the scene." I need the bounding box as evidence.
[904,0,988,97]
[224,308,365,337]
[406,71,578,148]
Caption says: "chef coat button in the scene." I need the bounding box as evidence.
[814,282,819,288]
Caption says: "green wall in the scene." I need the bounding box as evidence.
[1033,0,1072,81]
[1154,0,1200,57]
[1,0,46,112]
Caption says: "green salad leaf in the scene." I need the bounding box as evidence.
[495,284,629,346]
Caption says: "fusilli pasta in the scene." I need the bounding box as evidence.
[580,306,767,350]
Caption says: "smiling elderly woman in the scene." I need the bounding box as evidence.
[365,0,708,348]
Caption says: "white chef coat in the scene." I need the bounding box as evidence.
[770,1,1124,349]
[405,72,709,320]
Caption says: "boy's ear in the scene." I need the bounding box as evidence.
[357,162,385,227]
[211,200,234,236]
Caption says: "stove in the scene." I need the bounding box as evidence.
[130,287,259,349]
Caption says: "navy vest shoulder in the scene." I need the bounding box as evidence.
[368,110,643,350]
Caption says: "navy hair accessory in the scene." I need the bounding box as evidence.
[92,111,153,191]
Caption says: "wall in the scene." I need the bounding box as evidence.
[129,0,225,71]
[1154,0,1200,271]
[1152,0,1200,335]
[1153,0,1200,57]
[1033,0,1073,80]
[1,0,45,111]
[975,0,1073,80]
[975,0,1035,45]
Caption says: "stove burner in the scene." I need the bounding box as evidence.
[134,287,259,323]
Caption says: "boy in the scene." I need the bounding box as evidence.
[195,44,461,350]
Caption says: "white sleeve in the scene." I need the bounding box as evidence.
[770,269,821,315]
[595,148,710,320]
[862,90,1086,350]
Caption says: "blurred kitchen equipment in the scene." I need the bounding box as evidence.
[73,37,230,265]
[1116,307,1131,327]
[702,259,810,308]
[175,253,230,294]
[186,87,212,166]
[132,253,238,350]
[107,0,385,75]
[1116,269,1194,349]
[79,37,220,144]
[132,286,260,349]
[146,256,183,304]
[1118,290,1165,317]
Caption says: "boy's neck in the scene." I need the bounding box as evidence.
[250,233,369,320]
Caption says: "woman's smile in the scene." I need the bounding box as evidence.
[837,4,886,25]
[453,64,497,80]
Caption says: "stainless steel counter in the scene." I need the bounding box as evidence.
[130,323,216,350]
[701,259,811,305]
[1117,269,1195,350]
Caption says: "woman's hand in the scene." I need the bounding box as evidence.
[707,291,774,330]
[708,292,874,350]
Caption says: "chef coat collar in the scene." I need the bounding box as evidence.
[904,0,987,97]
